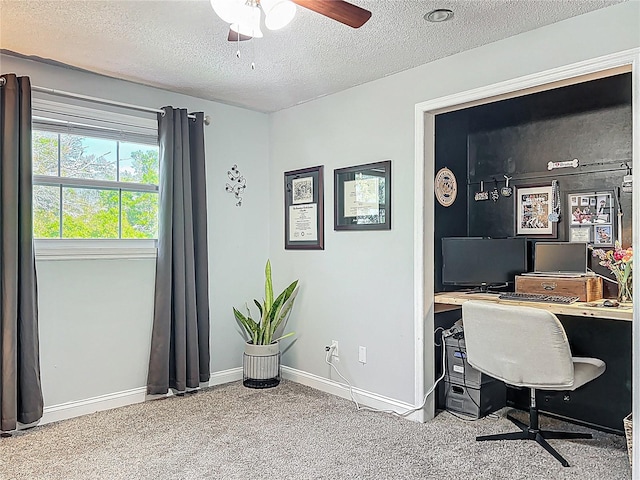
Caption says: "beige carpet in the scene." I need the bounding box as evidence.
[0,380,631,479]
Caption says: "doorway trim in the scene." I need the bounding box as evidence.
[413,48,639,472]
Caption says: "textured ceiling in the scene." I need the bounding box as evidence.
[0,0,627,112]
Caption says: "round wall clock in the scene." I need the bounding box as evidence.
[435,167,457,207]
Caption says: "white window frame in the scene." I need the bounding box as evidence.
[32,98,159,260]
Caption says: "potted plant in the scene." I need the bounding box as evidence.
[233,260,299,388]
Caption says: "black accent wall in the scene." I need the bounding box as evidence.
[433,73,633,432]
[435,73,633,293]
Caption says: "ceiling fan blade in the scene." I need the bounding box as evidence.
[228,29,252,42]
[292,0,371,28]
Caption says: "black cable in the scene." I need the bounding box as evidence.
[457,336,482,412]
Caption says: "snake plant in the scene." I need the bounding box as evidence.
[233,260,299,345]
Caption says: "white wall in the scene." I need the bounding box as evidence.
[270,2,640,405]
[0,54,270,409]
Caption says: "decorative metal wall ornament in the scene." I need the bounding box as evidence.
[547,158,579,171]
[225,164,246,206]
[434,167,457,207]
[490,178,500,202]
[474,181,488,201]
[501,175,513,197]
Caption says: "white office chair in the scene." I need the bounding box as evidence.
[461,300,606,467]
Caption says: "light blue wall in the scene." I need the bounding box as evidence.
[269,2,640,404]
[1,0,638,413]
[1,54,271,407]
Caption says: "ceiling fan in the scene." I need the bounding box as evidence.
[210,0,372,42]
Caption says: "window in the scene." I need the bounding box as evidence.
[32,99,159,241]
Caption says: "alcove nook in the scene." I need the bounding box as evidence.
[414,52,638,438]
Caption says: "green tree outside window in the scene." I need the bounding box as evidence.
[33,131,159,239]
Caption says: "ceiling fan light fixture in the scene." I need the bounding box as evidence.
[230,21,264,39]
[261,0,296,31]
[210,0,244,24]
[424,8,454,23]
[230,3,264,38]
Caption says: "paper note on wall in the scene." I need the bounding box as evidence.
[289,204,318,241]
[344,177,379,218]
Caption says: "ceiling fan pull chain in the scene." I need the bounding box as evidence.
[250,36,256,70]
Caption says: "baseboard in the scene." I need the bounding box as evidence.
[35,366,423,427]
[281,366,425,422]
[37,367,244,427]
[208,367,243,386]
[40,386,148,426]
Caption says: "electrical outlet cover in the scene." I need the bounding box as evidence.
[358,346,367,364]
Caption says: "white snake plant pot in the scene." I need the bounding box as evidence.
[243,341,281,388]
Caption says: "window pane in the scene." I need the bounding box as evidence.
[33,185,60,238]
[33,126,159,240]
[121,191,158,239]
[62,187,119,238]
[119,142,159,184]
[33,131,59,176]
[60,134,117,181]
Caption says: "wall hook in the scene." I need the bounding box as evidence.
[621,162,632,176]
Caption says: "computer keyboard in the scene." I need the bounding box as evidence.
[498,292,580,304]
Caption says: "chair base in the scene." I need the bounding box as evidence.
[477,414,592,467]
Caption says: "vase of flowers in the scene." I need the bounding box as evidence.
[592,242,633,303]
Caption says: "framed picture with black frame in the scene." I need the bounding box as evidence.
[568,190,614,247]
[284,165,324,250]
[334,160,391,231]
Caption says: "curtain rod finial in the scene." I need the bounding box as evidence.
[0,77,6,86]
[204,115,212,126]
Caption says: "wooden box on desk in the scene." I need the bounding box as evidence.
[514,275,603,302]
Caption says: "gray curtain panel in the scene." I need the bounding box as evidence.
[0,74,44,431]
[147,108,211,395]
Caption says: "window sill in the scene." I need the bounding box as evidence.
[35,239,157,261]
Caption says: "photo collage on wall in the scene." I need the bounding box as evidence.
[568,191,614,246]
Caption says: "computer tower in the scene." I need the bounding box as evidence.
[443,380,506,419]
[442,334,506,419]
[443,334,494,388]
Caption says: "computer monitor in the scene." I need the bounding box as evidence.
[441,237,528,291]
[533,242,588,274]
